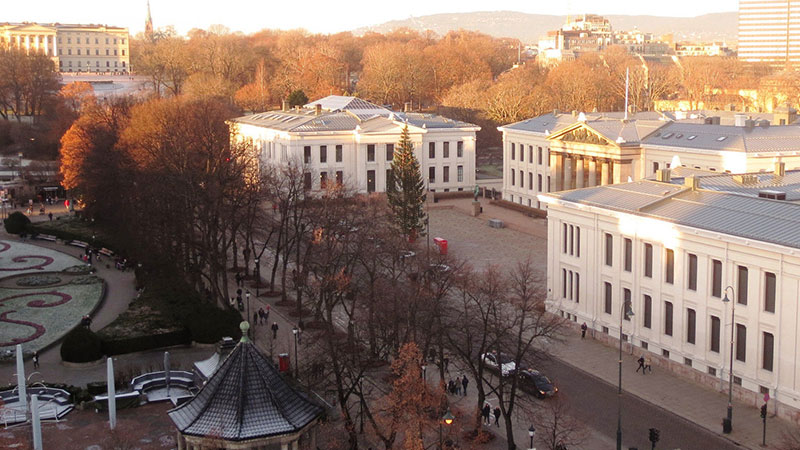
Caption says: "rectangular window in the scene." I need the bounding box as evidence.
[367,144,375,162]
[736,324,746,362]
[538,174,543,191]
[386,143,394,161]
[538,147,543,165]
[520,171,524,188]
[643,295,652,328]
[303,146,311,164]
[623,289,631,321]
[604,282,612,314]
[575,273,580,302]
[665,249,674,284]
[106,49,109,55]
[568,271,573,300]
[563,223,568,253]
[457,141,463,157]
[77,49,81,55]
[511,169,515,186]
[528,172,533,190]
[335,145,343,162]
[367,170,375,193]
[457,166,463,182]
[77,37,81,44]
[336,170,343,185]
[114,49,118,56]
[303,172,312,190]
[710,316,720,352]
[687,308,696,344]
[763,332,774,371]
[95,38,98,44]
[624,238,632,272]
[575,227,580,257]
[429,142,435,159]
[547,176,551,192]
[765,272,776,313]
[320,171,328,189]
[443,166,450,183]
[511,143,515,160]
[605,233,613,266]
[443,142,450,158]
[664,301,673,336]
[688,254,698,291]
[712,259,722,297]
[320,145,327,163]
[644,243,653,278]
[737,266,748,305]
[562,269,567,298]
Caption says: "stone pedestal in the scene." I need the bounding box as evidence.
[471,201,481,217]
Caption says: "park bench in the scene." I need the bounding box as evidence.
[98,248,114,257]
[33,234,57,242]
[93,390,141,412]
[68,240,89,248]
[488,218,505,229]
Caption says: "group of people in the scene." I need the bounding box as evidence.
[447,375,469,396]
[481,402,502,427]
[252,305,270,325]
[636,356,653,374]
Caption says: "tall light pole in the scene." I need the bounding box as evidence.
[528,424,536,450]
[617,298,634,450]
[254,257,260,298]
[246,291,251,336]
[722,285,735,433]
[439,409,454,449]
[292,326,300,379]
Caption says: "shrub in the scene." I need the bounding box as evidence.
[101,329,191,356]
[60,326,103,363]
[4,211,30,234]
[186,305,242,344]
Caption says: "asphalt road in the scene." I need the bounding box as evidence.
[539,358,743,450]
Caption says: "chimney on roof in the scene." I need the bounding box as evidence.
[684,176,700,191]
[775,161,786,177]
[655,168,671,183]
[282,100,288,112]
[315,104,322,115]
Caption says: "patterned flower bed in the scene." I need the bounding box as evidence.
[0,240,105,357]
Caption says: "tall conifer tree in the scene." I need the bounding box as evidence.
[386,124,426,239]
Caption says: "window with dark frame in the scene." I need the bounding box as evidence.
[737,265,748,305]
[538,147,543,165]
[688,254,698,291]
[736,324,746,362]
[429,142,436,159]
[320,171,328,189]
[336,170,343,185]
[510,143,515,160]
[623,288,631,321]
[386,143,394,161]
[763,332,774,371]
[687,308,696,344]
[562,269,567,298]
[336,145,343,162]
[664,301,673,336]
[429,166,435,183]
[665,248,674,284]
[643,294,652,328]
[457,141,463,157]
[605,233,613,266]
[624,238,632,272]
[443,166,450,183]
[367,144,375,162]
[712,259,722,297]
[765,272,776,313]
[320,145,327,163]
[303,146,311,164]
[575,273,580,302]
[604,282,612,314]
[303,172,312,190]
[443,142,450,158]
[367,170,375,193]
[710,316,720,352]
[644,243,653,278]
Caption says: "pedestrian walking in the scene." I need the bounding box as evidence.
[271,322,279,339]
[253,312,258,326]
[461,375,469,396]
[581,322,588,339]
[32,351,39,369]
[443,356,450,373]
[645,356,653,373]
[448,379,455,395]
[455,381,461,396]
[482,403,491,425]
[264,304,270,322]
[48,212,53,221]
[235,272,242,287]
[493,407,501,427]
[258,308,265,324]
[636,356,646,374]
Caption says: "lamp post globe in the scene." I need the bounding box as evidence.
[528,424,536,449]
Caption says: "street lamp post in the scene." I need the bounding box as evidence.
[292,326,300,379]
[254,257,260,298]
[422,364,427,381]
[245,292,251,336]
[439,409,454,449]
[722,285,735,433]
[617,298,634,450]
[528,424,536,450]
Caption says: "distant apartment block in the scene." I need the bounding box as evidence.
[674,41,735,57]
[738,0,800,67]
[0,22,130,73]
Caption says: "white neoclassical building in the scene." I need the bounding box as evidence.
[0,22,130,73]
[500,107,800,208]
[539,166,800,420]
[231,96,479,194]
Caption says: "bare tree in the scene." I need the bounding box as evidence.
[531,394,588,450]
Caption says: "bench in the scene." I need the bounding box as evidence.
[93,391,141,412]
[68,240,89,248]
[488,218,505,229]
[33,234,57,242]
[98,248,114,257]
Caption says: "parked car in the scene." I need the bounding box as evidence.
[518,368,557,398]
[481,351,516,376]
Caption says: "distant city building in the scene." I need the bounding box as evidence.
[230,96,479,194]
[0,22,130,73]
[675,41,735,57]
[144,0,154,40]
[738,0,800,67]
[540,166,800,419]
[499,108,800,209]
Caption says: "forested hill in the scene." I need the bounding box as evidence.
[354,11,738,43]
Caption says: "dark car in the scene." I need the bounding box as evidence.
[518,368,557,398]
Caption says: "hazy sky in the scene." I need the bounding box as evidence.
[5,0,738,35]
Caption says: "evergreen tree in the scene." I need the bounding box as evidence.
[386,125,427,239]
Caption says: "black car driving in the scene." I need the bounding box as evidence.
[518,368,557,398]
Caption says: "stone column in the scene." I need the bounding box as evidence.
[563,156,573,190]
[601,160,610,186]
[612,161,622,184]
[550,153,562,192]
[53,35,58,58]
[575,157,584,189]
[25,34,30,53]
[588,158,597,186]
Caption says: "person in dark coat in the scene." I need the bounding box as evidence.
[493,407,501,427]
[253,312,258,326]
[636,356,646,374]
[32,351,39,369]
[482,403,491,425]
[461,375,469,396]
[271,322,279,339]
[581,322,588,339]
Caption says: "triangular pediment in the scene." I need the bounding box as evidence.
[4,24,56,32]
[548,123,615,147]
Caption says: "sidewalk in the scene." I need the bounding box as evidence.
[554,327,791,449]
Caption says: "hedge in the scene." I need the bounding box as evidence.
[60,326,104,363]
[101,328,192,356]
[5,211,31,234]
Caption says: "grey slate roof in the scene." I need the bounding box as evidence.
[233,96,478,133]
[543,181,800,250]
[661,169,800,201]
[642,122,800,153]
[500,111,667,137]
[168,339,322,441]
